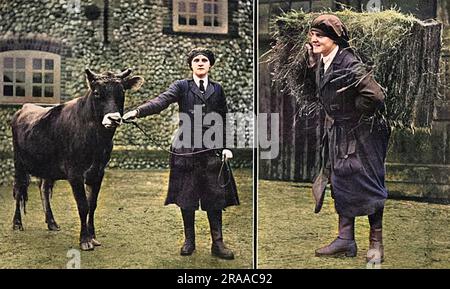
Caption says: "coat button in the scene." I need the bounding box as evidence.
[344,154,348,159]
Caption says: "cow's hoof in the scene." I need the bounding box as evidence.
[13,223,23,231]
[80,241,94,251]
[91,238,102,246]
[47,222,60,231]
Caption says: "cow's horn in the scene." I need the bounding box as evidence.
[116,68,132,78]
[85,69,99,81]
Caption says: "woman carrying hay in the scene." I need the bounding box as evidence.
[306,14,390,263]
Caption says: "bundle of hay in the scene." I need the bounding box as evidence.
[269,9,441,128]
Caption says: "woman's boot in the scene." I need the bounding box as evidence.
[315,215,357,257]
[180,209,196,256]
[367,208,384,263]
[207,210,234,260]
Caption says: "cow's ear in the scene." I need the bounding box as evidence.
[123,76,144,91]
[85,69,97,89]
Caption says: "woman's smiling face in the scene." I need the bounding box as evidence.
[309,30,337,56]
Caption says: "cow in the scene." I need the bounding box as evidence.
[10,68,144,251]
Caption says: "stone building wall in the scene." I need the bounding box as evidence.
[0,0,254,185]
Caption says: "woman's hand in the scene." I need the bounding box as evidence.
[222,149,233,161]
[305,43,319,69]
[122,110,138,122]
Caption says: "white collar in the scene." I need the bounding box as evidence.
[321,45,339,72]
[193,74,208,90]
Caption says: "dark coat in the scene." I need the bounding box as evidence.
[313,48,390,217]
[136,79,239,211]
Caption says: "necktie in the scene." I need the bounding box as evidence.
[199,80,205,93]
[320,60,325,80]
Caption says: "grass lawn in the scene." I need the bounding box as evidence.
[258,180,450,269]
[0,168,253,269]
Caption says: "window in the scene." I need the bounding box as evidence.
[173,0,228,34]
[0,50,60,105]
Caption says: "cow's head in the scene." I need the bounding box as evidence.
[85,68,144,129]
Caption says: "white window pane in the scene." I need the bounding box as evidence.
[1,51,60,104]
[172,0,228,34]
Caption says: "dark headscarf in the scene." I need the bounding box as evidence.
[310,14,350,48]
[186,47,216,70]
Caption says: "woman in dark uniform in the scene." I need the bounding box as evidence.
[123,48,239,260]
[306,15,390,263]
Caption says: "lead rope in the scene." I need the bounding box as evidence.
[122,119,232,187]
[217,159,232,188]
[123,119,217,156]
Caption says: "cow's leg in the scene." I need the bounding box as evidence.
[69,177,94,251]
[39,179,59,231]
[85,179,103,246]
[12,162,29,231]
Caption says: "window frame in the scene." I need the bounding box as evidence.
[172,0,229,34]
[0,50,61,105]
